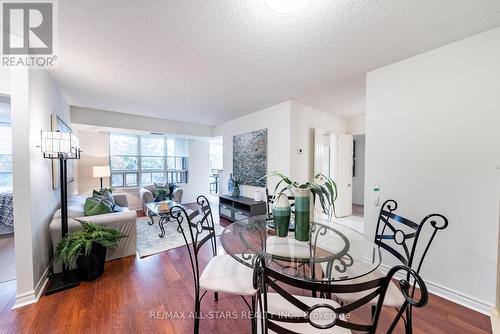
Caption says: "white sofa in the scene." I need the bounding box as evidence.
[49,194,137,270]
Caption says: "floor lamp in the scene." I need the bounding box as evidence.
[93,165,110,190]
[41,130,82,295]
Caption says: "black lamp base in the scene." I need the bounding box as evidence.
[45,269,80,295]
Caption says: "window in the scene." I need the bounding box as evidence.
[109,133,189,188]
[0,123,12,187]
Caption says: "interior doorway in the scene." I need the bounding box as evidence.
[208,136,223,202]
[352,135,365,217]
[0,95,15,284]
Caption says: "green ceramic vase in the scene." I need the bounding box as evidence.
[293,188,311,242]
[272,194,291,237]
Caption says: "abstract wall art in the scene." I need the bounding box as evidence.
[233,129,268,187]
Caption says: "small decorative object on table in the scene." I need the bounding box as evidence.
[272,193,291,237]
[157,200,171,213]
[231,178,241,197]
[228,173,235,194]
[55,220,126,281]
[265,171,337,242]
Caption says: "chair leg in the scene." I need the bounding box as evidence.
[251,295,256,334]
[371,304,376,319]
[194,297,201,334]
[213,292,218,302]
[405,306,413,334]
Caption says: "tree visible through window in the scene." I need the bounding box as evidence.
[109,133,188,188]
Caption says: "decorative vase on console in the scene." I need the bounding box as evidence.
[228,173,235,194]
[272,193,291,237]
[231,178,241,197]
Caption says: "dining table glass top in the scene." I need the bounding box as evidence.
[220,215,382,283]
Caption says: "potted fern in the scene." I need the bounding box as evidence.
[266,172,337,242]
[55,220,126,281]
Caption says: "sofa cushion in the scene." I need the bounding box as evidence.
[84,197,113,216]
[112,205,129,213]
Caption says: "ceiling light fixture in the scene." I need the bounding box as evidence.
[264,0,311,15]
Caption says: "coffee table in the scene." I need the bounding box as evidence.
[145,201,177,238]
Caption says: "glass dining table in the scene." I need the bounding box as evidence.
[220,215,382,283]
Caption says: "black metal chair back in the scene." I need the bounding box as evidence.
[253,257,428,334]
[375,200,448,274]
[170,195,218,294]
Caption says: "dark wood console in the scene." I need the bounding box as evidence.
[218,194,267,222]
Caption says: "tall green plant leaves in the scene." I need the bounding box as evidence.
[268,171,338,220]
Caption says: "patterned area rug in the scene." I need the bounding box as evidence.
[136,216,224,258]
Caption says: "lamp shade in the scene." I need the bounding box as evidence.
[93,166,111,178]
[41,131,80,158]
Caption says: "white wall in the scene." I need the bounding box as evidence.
[352,135,365,205]
[75,130,110,195]
[214,101,292,198]
[365,27,500,313]
[290,101,346,184]
[71,106,212,138]
[75,129,209,207]
[346,115,365,135]
[11,68,71,307]
[182,139,210,203]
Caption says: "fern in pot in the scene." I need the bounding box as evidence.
[55,220,126,281]
[267,171,337,242]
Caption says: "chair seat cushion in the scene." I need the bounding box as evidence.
[328,268,406,308]
[199,254,256,296]
[258,293,351,334]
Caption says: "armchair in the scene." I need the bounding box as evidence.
[140,184,183,213]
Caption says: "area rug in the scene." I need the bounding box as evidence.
[136,216,224,258]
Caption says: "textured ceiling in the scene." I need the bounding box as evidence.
[50,0,500,125]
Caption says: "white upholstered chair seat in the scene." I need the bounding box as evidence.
[321,265,405,308]
[257,293,351,334]
[199,254,257,296]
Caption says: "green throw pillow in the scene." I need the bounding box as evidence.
[84,197,113,216]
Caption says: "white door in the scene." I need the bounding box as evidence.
[336,134,353,217]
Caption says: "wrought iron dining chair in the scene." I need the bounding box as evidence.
[170,195,257,334]
[253,255,429,334]
[331,199,448,334]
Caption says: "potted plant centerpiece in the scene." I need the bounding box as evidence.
[267,172,337,242]
[55,220,126,281]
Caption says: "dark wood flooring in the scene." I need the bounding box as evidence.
[352,203,364,217]
[0,212,491,333]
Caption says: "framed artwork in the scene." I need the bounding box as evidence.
[51,114,74,189]
[233,129,268,187]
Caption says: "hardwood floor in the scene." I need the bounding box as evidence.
[0,214,492,333]
[352,203,364,217]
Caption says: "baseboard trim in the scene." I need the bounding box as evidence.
[12,266,50,309]
[492,308,500,334]
[378,263,493,315]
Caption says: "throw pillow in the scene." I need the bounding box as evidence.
[92,189,115,208]
[84,197,113,216]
